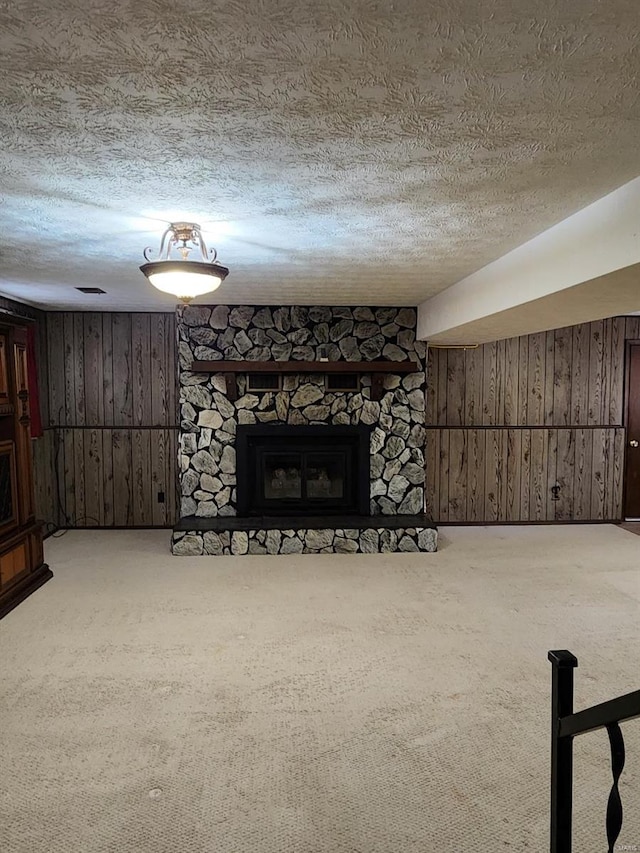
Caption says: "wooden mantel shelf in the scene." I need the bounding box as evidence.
[191,360,419,401]
[191,359,418,374]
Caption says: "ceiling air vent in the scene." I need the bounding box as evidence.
[76,287,106,294]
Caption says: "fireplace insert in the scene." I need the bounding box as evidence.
[236,424,371,516]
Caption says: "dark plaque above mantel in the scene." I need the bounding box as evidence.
[190,359,420,401]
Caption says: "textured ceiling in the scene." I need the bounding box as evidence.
[1,0,639,311]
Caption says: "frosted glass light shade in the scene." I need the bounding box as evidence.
[140,260,229,300]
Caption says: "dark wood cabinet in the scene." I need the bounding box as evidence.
[0,321,52,619]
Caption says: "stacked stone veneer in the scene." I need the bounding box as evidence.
[173,526,437,556]
[172,304,436,554]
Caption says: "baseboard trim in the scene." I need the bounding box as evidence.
[435,519,622,526]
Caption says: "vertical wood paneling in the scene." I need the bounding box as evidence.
[32,429,56,528]
[73,424,86,523]
[132,429,152,525]
[112,429,133,526]
[39,311,634,528]
[446,349,465,425]
[62,428,76,524]
[35,317,50,428]
[132,313,152,427]
[150,314,170,426]
[165,314,179,425]
[482,341,498,424]
[544,331,555,425]
[438,429,450,521]
[73,313,86,425]
[505,429,522,520]
[466,429,485,521]
[607,318,625,425]
[83,313,104,426]
[425,317,631,523]
[520,429,531,520]
[546,428,558,520]
[611,428,625,519]
[447,429,467,520]
[83,429,105,525]
[425,427,439,519]
[494,340,506,424]
[503,337,519,425]
[167,313,177,420]
[587,320,604,425]
[41,311,178,528]
[484,429,505,521]
[62,313,77,425]
[553,327,572,426]
[529,427,548,521]
[464,346,483,425]
[151,430,173,526]
[590,428,607,520]
[555,429,575,521]
[601,319,613,426]
[112,313,133,426]
[46,314,65,426]
[527,332,546,425]
[167,426,178,523]
[573,428,593,519]
[102,428,115,527]
[570,324,590,425]
[436,348,448,425]
[517,337,529,425]
[625,317,640,340]
[102,314,115,426]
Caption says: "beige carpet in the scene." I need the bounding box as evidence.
[1,526,639,852]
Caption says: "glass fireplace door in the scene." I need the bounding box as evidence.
[259,448,350,512]
[236,424,371,517]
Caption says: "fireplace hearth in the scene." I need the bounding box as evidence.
[236,424,371,516]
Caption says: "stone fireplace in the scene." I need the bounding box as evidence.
[171,305,437,555]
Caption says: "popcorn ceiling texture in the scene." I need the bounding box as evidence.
[173,304,435,555]
[1,0,639,309]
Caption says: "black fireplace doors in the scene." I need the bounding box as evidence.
[236,424,371,517]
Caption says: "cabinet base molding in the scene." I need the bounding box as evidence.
[0,561,52,619]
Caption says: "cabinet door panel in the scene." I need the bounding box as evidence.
[0,542,28,587]
[13,341,35,522]
[0,336,9,405]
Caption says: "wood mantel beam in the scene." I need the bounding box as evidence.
[191,360,420,401]
[191,360,418,374]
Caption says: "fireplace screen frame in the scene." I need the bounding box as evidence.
[236,424,371,517]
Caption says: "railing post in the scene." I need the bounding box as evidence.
[549,650,578,853]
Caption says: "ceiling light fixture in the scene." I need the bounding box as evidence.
[140,222,229,302]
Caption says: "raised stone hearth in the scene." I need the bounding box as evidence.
[173,516,437,555]
[173,305,437,554]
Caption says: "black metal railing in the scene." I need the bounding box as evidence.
[549,650,640,852]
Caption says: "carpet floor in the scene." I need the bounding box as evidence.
[1,525,639,852]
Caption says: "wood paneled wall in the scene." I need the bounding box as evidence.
[41,312,178,528]
[426,317,640,523]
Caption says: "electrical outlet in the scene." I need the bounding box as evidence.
[157,491,165,504]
